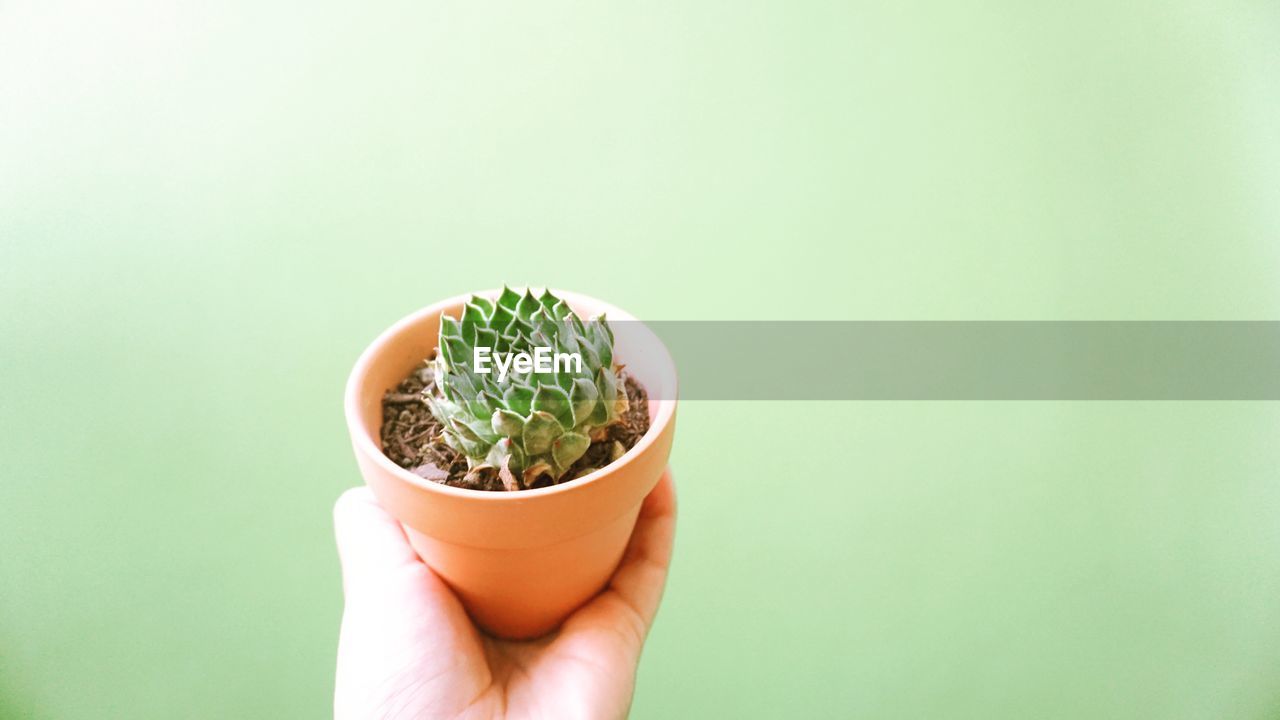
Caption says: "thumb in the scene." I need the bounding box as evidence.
[333,488,479,720]
[332,486,422,598]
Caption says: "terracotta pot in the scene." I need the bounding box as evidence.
[344,289,677,639]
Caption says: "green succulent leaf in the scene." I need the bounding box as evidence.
[486,438,525,475]
[497,286,522,310]
[576,337,601,370]
[554,369,575,392]
[460,302,487,345]
[439,316,462,339]
[556,315,580,346]
[450,415,497,445]
[444,425,491,458]
[550,299,573,320]
[439,428,462,453]
[478,390,505,413]
[441,335,471,370]
[425,396,460,426]
[595,332,613,368]
[532,383,574,429]
[598,314,614,344]
[489,303,515,335]
[552,432,590,471]
[516,289,541,320]
[597,367,617,409]
[522,411,563,454]
[475,327,499,356]
[503,384,533,415]
[445,368,478,400]
[491,409,524,438]
[583,317,613,368]
[571,377,600,425]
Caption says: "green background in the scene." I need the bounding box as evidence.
[3,1,1279,717]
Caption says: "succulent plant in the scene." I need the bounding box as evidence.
[424,287,629,489]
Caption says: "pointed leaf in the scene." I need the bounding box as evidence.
[552,299,575,320]
[497,286,522,310]
[484,437,509,466]
[570,378,600,426]
[584,316,604,344]
[454,434,491,459]
[505,439,527,474]
[460,302,486,345]
[424,396,458,426]
[489,303,515,335]
[450,416,496,445]
[587,395,609,425]
[446,421,492,457]
[487,438,526,483]
[577,338,601,372]
[475,327,499,357]
[516,289,541,320]
[510,329,533,353]
[444,370,476,402]
[538,289,560,313]
[507,317,534,341]
[596,368,618,422]
[552,432,590,472]
[613,381,630,417]
[529,311,553,343]
[442,335,471,370]
[521,411,563,454]
[597,334,613,369]
[491,409,525,438]
[438,337,457,368]
[531,370,557,393]
[439,428,463,453]
[555,318,580,354]
[556,370,574,392]
[583,317,606,352]
[530,328,552,350]
[503,384,533,415]
[533,383,574,429]
[479,390,506,413]
[439,315,462,340]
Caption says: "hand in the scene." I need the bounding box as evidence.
[333,472,676,720]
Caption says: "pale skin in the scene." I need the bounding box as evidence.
[333,472,676,720]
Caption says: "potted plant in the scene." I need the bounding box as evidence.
[344,287,677,639]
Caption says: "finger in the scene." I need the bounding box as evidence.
[607,469,677,629]
[333,486,422,596]
[333,489,488,720]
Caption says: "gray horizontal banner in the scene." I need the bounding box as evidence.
[616,321,1280,400]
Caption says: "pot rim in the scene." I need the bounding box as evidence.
[344,288,678,502]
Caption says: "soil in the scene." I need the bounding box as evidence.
[380,361,651,491]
